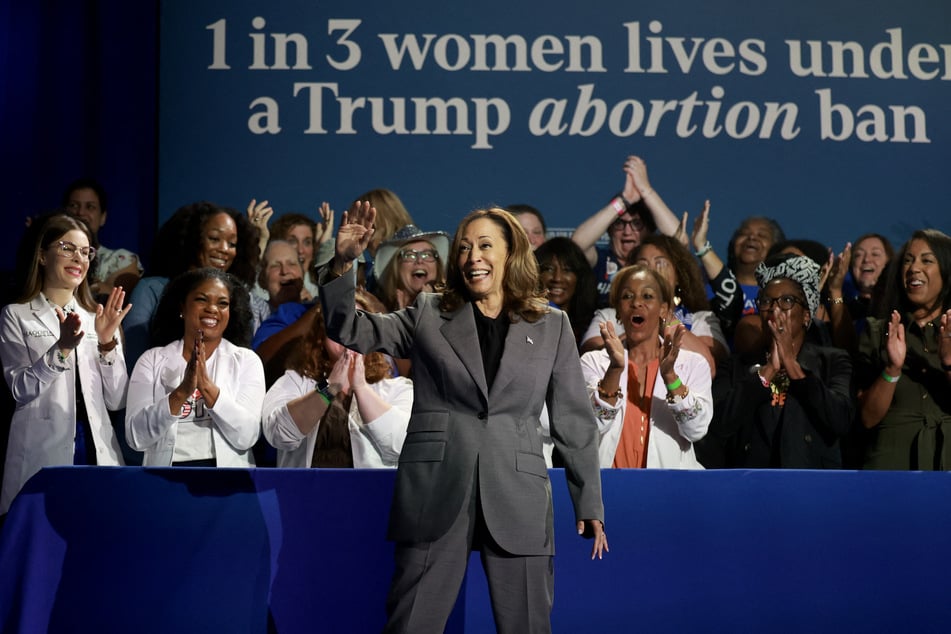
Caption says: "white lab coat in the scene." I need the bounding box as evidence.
[0,297,127,513]
[125,339,264,467]
[262,369,413,468]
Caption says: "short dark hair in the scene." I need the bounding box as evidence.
[726,216,785,272]
[62,177,108,212]
[506,204,547,234]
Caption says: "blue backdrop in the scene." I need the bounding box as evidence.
[3,2,950,280]
[158,0,951,253]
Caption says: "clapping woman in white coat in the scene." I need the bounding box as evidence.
[0,213,129,514]
[125,268,265,467]
[581,264,712,469]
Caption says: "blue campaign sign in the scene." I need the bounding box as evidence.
[159,0,951,252]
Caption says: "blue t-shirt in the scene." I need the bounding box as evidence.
[592,246,624,308]
[252,301,310,350]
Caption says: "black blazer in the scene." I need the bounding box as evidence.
[705,342,854,469]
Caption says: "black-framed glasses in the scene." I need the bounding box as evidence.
[610,217,645,232]
[49,240,96,262]
[399,248,438,263]
[755,294,806,311]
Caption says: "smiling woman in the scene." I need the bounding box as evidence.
[374,224,450,311]
[0,213,130,513]
[122,202,264,370]
[854,229,951,470]
[535,237,597,346]
[125,268,264,467]
[319,203,606,631]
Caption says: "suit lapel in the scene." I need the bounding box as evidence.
[489,317,542,401]
[31,296,61,338]
[440,304,489,400]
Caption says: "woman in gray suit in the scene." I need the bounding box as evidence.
[321,203,607,634]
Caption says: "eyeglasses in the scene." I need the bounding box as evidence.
[399,248,438,263]
[755,294,806,311]
[49,240,96,261]
[610,218,645,232]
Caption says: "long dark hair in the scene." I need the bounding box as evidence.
[535,237,597,343]
[874,229,951,321]
[150,268,253,348]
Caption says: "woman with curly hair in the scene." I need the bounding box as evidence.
[123,201,264,368]
[262,290,412,468]
[125,267,264,467]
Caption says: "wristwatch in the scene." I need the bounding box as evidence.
[317,380,341,401]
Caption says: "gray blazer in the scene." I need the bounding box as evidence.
[321,268,604,556]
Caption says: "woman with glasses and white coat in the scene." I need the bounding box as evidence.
[0,213,130,514]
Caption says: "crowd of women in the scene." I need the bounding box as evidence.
[1,161,950,629]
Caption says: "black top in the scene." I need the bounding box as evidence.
[473,304,510,390]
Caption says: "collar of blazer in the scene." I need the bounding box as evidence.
[439,302,547,402]
[30,295,73,339]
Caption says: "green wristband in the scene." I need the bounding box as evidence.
[881,370,900,384]
[665,377,683,391]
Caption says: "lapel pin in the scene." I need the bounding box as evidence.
[526,336,534,345]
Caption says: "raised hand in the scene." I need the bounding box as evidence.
[826,242,852,296]
[328,348,353,396]
[94,286,130,344]
[335,201,376,265]
[884,310,906,374]
[316,202,335,245]
[659,321,686,377]
[818,248,834,295]
[351,352,367,391]
[672,211,690,248]
[623,155,653,200]
[691,200,711,253]
[599,321,625,369]
[55,307,84,354]
[247,198,274,247]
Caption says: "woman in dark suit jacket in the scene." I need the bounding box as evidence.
[321,203,606,634]
[705,253,854,469]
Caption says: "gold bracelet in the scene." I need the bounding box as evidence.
[596,380,622,399]
[666,384,690,404]
[830,297,845,305]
